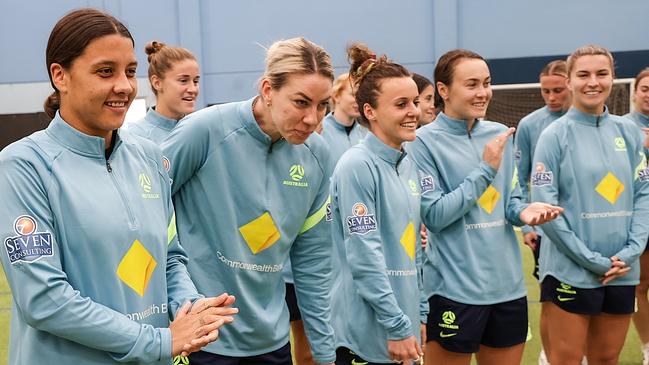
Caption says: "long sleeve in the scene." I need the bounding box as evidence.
[335,161,413,340]
[408,138,497,233]
[290,152,336,364]
[0,155,171,363]
[532,131,611,275]
[161,109,214,195]
[515,123,535,234]
[614,146,649,264]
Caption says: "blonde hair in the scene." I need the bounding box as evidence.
[261,37,334,91]
[145,41,197,95]
[566,45,615,77]
[540,60,567,78]
[330,73,352,109]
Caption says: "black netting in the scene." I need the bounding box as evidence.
[485,83,631,128]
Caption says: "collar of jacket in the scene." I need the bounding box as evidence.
[326,112,355,132]
[238,96,275,146]
[147,106,178,131]
[46,112,123,158]
[363,132,405,166]
[434,112,481,135]
[567,106,610,127]
[632,111,649,128]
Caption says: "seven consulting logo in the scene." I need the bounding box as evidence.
[438,310,459,338]
[532,162,553,187]
[283,164,308,187]
[4,215,53,264]
[347,203,377,235]
[420,175,434,193]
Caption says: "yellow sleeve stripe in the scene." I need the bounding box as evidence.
[168,212,177,245]
[511,165,519,192]
[299,195,331,235]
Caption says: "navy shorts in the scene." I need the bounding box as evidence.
[285,282,302,322]
[426,295,528,353]
[188,342,292,365]
[531,236,542,280]
[335,347,390,365]
[540,275,635,315]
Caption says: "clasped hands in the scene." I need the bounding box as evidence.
[170,293,238,357]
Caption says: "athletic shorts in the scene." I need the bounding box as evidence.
[540,275,635,315]
[335,347,390,365]
[188,342,292,365]
[285,282,302,322]
[426,295,528,353]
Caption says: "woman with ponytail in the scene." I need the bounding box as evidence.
[129,41,200,143]
[329,42,428,365]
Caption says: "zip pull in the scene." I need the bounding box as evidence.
[596,115,600,128]
[106,161,113,173]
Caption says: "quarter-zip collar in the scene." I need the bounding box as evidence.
[546,106,567,118]
[568,106,610,127]
[46,112,122,158]
[434,112,481,136]
[238,97,273,146]
[146,106,178,131]
[363,132,406,170]
[327,112,355,132]
[631,111,649,128]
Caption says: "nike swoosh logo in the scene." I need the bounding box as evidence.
[557,296,575,302]
[439,331,457,338]
[351,359,368,365]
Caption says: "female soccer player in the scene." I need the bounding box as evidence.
[514,59,571,365]
[162,37,336,365]
[407,49,562,365]
[533,46,649,365]
[129,41,200,143]
[413,73,436,126]
[321,72,366,163]
[329,43,427,365]
[626,66,649,365]
[0,8,235,365]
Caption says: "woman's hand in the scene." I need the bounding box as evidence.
[170,294,238,357]
[387,335,423,364]
[523,231,539,250]
[519,203,564,225]
[483,128,516,170]
[601,256,631,284]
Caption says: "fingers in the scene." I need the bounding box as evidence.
[175,301,192,319]
[190,293,233,314]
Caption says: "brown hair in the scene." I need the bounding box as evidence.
[433,49,485,111]
[44,8,134,119]
[347,42,411,127]
[566,45,615,77]
[261,37,334,91]
[412,73,433,95]
[145,41,197,95]
[635,67,649,91]
[540,60,568,78]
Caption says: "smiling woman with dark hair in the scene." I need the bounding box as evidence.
[0,8,236,365]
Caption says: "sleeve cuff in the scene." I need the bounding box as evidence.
[479,161,497,179]
[386,315,414,340]
[521,225,535,234]
[159,327,172,361]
